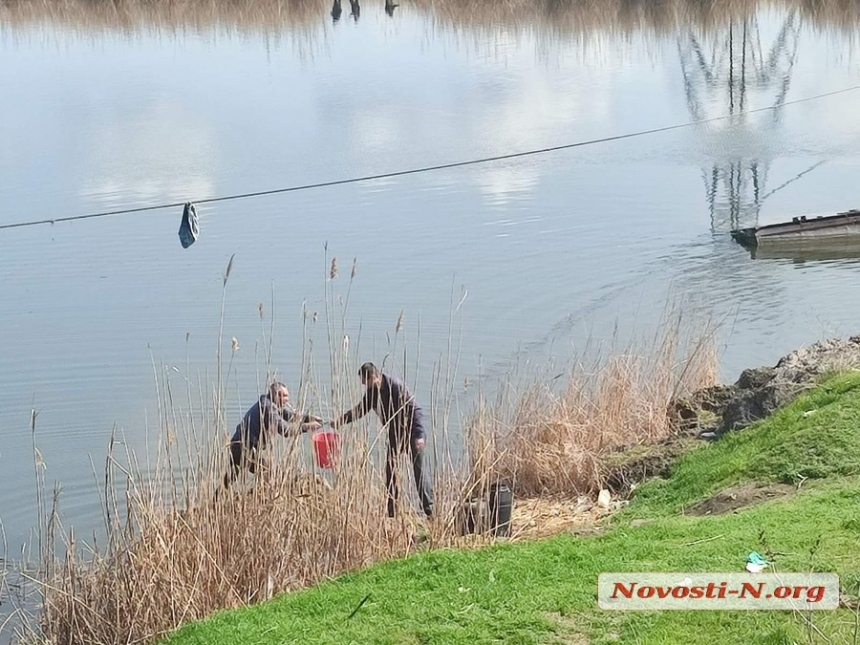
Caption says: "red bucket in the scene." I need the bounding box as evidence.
[312,431,341,469]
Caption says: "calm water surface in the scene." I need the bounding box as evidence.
[2,1,860,573]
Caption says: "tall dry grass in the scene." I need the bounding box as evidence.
[31,255,486,645]
[30,257,719,645]
[467,310,718,498]
[4,0,860,38]
[0,0,328,38]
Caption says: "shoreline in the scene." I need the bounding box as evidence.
[159,367,860,645]
[11,334,860,644]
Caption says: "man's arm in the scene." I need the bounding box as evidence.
[301,412,324,424]
[331,389,373,429]
[271,405,300,437]
[278,406,322,435]
[282,407,323,425]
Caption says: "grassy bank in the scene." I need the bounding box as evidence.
[162,372,860,645]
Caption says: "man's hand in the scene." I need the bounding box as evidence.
[309,415,323,424]
[329,419,341,430]
[301,421,322,433]
[414,437,425,451]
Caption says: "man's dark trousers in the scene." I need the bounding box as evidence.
[386,434,433,518]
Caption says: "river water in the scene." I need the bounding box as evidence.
[2,0,860,602]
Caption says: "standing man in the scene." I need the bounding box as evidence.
[223,381,322,489]
[330,362,434,518]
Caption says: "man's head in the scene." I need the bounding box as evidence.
[359,362,383,388]
[269,381,290,407]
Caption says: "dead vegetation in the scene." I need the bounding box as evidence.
[470,310,718,499]
[3,0,860,38]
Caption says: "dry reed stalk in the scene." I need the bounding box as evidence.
[0,0,329,35]
[3,0,860,39]
[413,0,859,40]
[478,310,719,498]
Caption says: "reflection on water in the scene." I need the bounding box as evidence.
[746,240,860,261]
[3,0,860,36]
[679,11,804,232]
[4,5,860,634]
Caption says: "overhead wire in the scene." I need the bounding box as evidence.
[2,83,858,231]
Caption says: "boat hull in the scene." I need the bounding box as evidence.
[748,240,860,261]
[731,210,860,249]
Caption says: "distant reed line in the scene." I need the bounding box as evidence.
[3,0,860,35]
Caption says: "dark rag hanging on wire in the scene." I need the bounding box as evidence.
[178,202,199,248]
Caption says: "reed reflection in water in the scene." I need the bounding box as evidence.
[4,0,860,37]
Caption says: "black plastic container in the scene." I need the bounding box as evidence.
[488,484,513,537]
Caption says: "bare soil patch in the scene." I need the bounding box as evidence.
[685,482,795,516]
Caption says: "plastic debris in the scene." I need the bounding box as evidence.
[178,202,199,248]
[746,551,770,573]
[597,489,612,508]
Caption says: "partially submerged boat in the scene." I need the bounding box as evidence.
[743,242,860,262]
[731,209,860,249]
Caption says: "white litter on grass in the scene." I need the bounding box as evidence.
[597,489,612,508]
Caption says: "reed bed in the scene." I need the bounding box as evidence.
[4,0,860,38]
[29,255,719,645]
[469,310,718,498]
[35,366,497,643]
[0,0,329,36]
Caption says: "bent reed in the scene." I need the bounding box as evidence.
[31,258,716,645]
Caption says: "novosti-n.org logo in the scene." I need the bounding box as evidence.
[598,573,840,610]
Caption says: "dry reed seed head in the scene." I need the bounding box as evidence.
[395,310,404,332]
[313,311,318,323]
[224,253,235,286]
[231,337,240,352]
[351,258,357,278]
[330,258,338,279]
[258,302,264,319]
